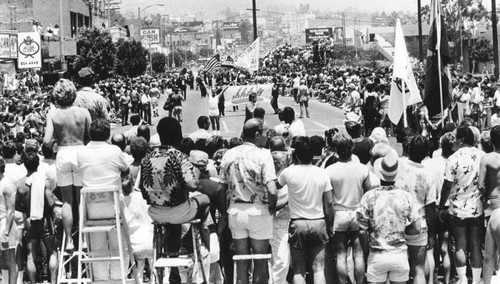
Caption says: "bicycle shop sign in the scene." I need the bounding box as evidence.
[17,32,42,69]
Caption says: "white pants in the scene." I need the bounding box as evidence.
[270,218,290,283]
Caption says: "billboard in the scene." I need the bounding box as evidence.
[140,29,160,44]
[9,35,17,58]
[0,35,10,58]
[17,32,42,69]
[305,28,332,43]
[222,22,240,31]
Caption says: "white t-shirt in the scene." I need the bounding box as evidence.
[289,119,306,137]
[278,164,332,219]
[422,156,447,204]
[5,163,27,187]
[326,159,369,210]
[77,141,129,189]
[292,77,300,89]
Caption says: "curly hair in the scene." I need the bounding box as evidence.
[53,79,77,107]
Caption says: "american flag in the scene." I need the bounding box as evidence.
[203,54,221,74]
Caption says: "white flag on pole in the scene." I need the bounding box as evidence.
[388,19,422,125]
[235,37,260,72]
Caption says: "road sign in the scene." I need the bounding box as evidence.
[140,29,160,44]
[141,37,150,48]
[17,32,41,69]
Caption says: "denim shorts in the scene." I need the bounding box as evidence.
[288,219,328,250]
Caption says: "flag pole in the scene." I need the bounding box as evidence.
[402,79,408,127]
[436,2,445,127]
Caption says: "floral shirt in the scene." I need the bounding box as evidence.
[395,159,438,229]
[357,185,421,252]
[139,146,197,207]
[444,147,485,218]
[220,142,277,205]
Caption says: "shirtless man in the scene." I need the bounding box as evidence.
[479,125,500,284]
[0,157,18,284]
[43,79,91,252]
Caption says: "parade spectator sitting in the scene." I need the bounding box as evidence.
[111,133,134,165]
[188,116,212,142]
[179,137,195,156]
[138,117,212,283]
[124,114,142,141]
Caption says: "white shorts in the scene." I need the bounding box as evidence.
[56,145,83,187]
[367,250,410,283]
[334,210,359,232]
[228,203,273,240]
[0,218,17,250]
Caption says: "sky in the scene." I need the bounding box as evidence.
[120,0,435,18]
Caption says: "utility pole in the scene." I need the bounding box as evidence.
[492,0,499,77]
[59,0,65,70]
[417,0,424,63]
[252,0,258,40]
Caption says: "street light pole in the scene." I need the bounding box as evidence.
[492,0,499,77]
[137,4,165,74]
[59,0,65,70]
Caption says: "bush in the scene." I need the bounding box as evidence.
[471,38,493,63]
[151,52,166,73]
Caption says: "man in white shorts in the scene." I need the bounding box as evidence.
[43,79,91,252]
[0,157,18,284]
[357,150,422,284]
[218,118,278,284]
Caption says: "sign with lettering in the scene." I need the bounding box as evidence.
[219,84,273,105]
[140,29,160,44]
[17,32,42,69]
[222,22,240,31]
[0,34,10,58]
[305,28,333,43]
[9,35,17,58]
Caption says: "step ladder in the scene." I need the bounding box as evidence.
[233,254,274,284]
[57,186,138,284]
[153,219,207,284]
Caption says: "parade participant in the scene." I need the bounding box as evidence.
[218,118,278,284]
[208,90,221,135]
[244,92,257,123]
[170,88,184,123]
[271,78,280,113]
[43,79,91,252]
[326,132,370,284]
[457,86,471,125]
[196,75,207,98]
[298,80,310,118]
[439,125,485,284]
[357,150,422,284]
[74,67,110,121]
[479,125,500,284]
[120,89,131,126]
[277,136,334,284]
[292,73,300,103]
[188,116,212,142]
[149,83,161,117]
[0,156,18,284]
[141,89,152,125]
[395,135,438,284]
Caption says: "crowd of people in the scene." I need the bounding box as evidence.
[3,40,500,284]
